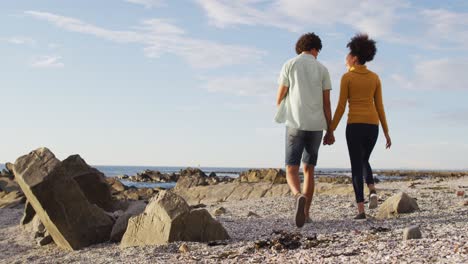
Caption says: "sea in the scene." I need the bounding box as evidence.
[0,163,414,189]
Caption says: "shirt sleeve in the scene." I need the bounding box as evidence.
[330,74,349,131]
[278,62,290,87]
[322,67,332,91]
[374,77,389,134]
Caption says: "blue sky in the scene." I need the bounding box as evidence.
[1,0,467,169]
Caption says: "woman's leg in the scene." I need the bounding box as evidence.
[346,124,365,214]
[363,125,379,191]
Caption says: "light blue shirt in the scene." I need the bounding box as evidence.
[278,53,332,131]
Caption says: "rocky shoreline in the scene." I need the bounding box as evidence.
[1,148,467,263]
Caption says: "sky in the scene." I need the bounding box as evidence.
[1,0,468,169]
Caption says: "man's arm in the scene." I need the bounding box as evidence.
[276,85,289,107]
[323,90,332,130]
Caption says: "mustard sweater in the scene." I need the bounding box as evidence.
[330,65,389,134]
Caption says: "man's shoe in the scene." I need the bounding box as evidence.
[369,192,378,209]
[354,212,366,220]
[295,194,306,228]
[305,216,312,224]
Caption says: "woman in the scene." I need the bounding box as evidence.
[327,34,391,220]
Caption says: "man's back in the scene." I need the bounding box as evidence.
[278,53,332,131]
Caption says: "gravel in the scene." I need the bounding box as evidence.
[0,177,467,264]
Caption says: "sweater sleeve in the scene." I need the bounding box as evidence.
[374,77,389,134]
[330,75,349,131]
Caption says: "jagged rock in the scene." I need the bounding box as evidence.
[174,182,291,205]
[61,155,115,211]
[0,173,20,192]
[120,191,229,248]
[0,191,25,208]
[238,169,286,184]
[5,162,15,175]
[20,201,36,225]
[105,177,127,193]
[13,147,114,251]
[377,192,419,219]
[37,231,54,246]
[247,211,260,218]
[403,225,422,240]
[110,200,147,242]
[179,243,189,253]
[213,207,226,216]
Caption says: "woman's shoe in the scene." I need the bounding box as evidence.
[369,191,378,209]
[354,212,366,220]
[294,194,306,228]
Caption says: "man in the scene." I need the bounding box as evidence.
[276,32,334,228]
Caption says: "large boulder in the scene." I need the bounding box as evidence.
[175,168,209,189]
[238,169,286,184]
[110,200,147,242]
[13,147,114,250]
[121,191,229,248]
[61,155,115,212]
[377,192,420,219]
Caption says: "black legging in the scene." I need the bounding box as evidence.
[346,123,379,203]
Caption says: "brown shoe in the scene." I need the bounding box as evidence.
[295,194,306,228]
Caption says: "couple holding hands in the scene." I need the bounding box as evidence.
[275,33,391,227]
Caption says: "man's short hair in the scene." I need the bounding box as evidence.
[295,33,322,54]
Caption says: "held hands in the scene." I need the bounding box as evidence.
[323,131,335,145]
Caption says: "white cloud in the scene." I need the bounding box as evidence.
[195,1,468,50]
[200,74,276,97]
[4,36,36,45]
[30,55,64,68]
[24,11,264,68]
[124,0,165,9]
[195,0,408,38]
[392,58,468,90]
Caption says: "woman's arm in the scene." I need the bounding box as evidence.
[330,75,349,131]
[375,77,391,148]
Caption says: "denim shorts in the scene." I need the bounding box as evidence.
[285,126,323,166]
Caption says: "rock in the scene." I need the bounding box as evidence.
[61,155,115,211]
[209,172,217,177]
[13,147,114,250]
[462,200,468,206]
[179,243,189,253]
[180,168,207,178]
[456,190,465,197]
[247,211,260,218]
[317,176,352,184]
[174,182,291,205]
[20,201,36,225]
[123,189,140,200]
[120,191,229,248]
[23,214,46,237]
[0,173,21,192]
[5,162,15,174]
[238,169,286,184]
[110,200,147,242]
[105,177,127,194]
[0,190,25,208]
[183,208,230,243]
[376,192,419,219]
[213,207,226,216]
[403,225,422,240]
[37,232,54,246]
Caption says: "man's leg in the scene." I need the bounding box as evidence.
[302,163,315,218]
[286,165,301,195]
[302,131,322,219]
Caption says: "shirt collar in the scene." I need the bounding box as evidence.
[349,64,369,74]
